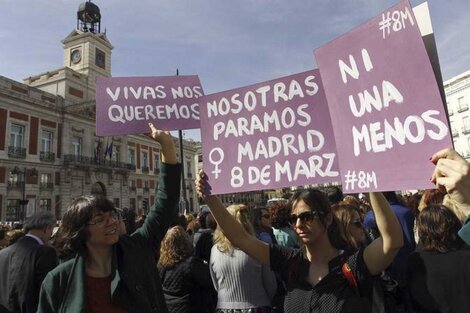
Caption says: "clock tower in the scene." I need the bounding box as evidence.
[62,1,113,84]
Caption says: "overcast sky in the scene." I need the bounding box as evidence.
[1,0,469,141]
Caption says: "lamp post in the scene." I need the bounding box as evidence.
[11,166,38,221]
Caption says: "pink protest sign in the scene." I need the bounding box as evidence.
[314,0,452,193]
[199,69,340,195]
[96,75,203,136]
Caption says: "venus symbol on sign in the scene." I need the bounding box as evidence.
[209,148,224,179]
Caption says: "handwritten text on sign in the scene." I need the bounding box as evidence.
[199,70,340,195]
[315,0,452,193]
[96,75,203,136]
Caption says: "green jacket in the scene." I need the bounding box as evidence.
[38,163,181,313]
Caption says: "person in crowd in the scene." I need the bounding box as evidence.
[37,123,181,313]
[186,218,200,238]
[158,226,215,313]
[363,191,415,285]
[430,148,470,245]
[0,225,10,249]
[196,172,403,313]
[270,203,299,248]
[120,207,136,235]
[210,204,277,313]
[408,204,470,313]
[5,229,26,246]
[252,206,277,244]
[323,186,344,205]
[412,189,445,244]
[331,203,365,250]
[194,212,217,262]
[0,211,58,313]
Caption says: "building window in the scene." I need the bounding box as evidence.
[186,161,192,178]
[130,198,136,210]
[72,137,82,156]
[129,149,135,165]
[40,173,52,189]
[153,154,160,173]
[112,145,120,163]
[10,123,24,148]
[458,96,468,112]
[142,152,148,168]
[6,199,21,221]
[41,130,53,152]
[39,199,52,211]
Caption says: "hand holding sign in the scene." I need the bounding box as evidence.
[431,148,470,209]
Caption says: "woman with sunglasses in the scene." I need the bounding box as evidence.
[252,207,277,244]
[38,123,181,313]
[196,172,403,313]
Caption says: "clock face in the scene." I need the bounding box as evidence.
[71,49,81,64]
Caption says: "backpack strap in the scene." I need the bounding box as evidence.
[341,261,360,296]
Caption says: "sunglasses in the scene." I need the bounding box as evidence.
[289,211,320,225]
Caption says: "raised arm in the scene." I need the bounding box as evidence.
[195,171,270,266]
[431,148,470,213]
[136,123,180,249]
[363,192,403,275]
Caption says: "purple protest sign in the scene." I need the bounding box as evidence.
[199,69,340,195]
[315,0,452,193]
[96,76,203,136]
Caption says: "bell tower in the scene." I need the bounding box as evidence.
[62,1,113,82]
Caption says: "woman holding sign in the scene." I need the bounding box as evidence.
[196,172,403,313]
[38,123,181,313]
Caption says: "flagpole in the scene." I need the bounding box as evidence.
[177,69,188,214]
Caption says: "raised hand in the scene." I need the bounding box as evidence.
[195,170,212,199]
[148,123,177,164]
[431,148,470,208]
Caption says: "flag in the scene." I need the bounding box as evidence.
[107,142,113,159]
[104,139,109,158]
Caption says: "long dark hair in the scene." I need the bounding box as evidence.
[52,195,115,259]
[417,204,466,253]
[290,189,346,250]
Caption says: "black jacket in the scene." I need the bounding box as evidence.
[0,235,58,313]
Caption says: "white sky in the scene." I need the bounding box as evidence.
[1,0,469,141]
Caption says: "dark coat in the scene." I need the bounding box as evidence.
[158,256,215,313]
[0,235,58,313]
[37,163,181,313]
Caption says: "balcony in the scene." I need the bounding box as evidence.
[458,104,469,113]
[40,182,54,190]
[462,126,470,135]
[40,151,56,162]
[129,186,136,192]
[143,186,150,193]
[8,146,26,159]
[141,166,149,174]
[64,154,135,171]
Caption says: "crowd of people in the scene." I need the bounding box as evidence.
[1,123,470,313]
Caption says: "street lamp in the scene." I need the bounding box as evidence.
[11,166,38,221]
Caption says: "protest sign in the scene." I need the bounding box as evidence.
[200,69,340,195]
[96,75,203,136]
[315,0,452,193]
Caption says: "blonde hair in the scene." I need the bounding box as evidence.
[443,195,469,223]
[159,226,193,268]
[213,204,254,254]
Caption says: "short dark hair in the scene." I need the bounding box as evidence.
[323,186,344,205]
[417,204,465,253]
[23,211,56,232]
[52,195,115,259]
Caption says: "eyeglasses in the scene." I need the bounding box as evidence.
[87,211,120,227]
[289,211,320,225]
[262,214,270,219]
